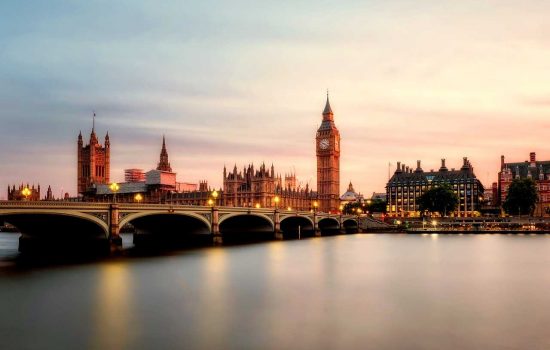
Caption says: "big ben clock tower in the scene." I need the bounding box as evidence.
[316,92,340,213]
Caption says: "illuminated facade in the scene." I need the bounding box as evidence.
[386,158,484,217]
[7,184,41,201]
[223,164,315,210]
[77,122,110,195]
[316,94,340,213]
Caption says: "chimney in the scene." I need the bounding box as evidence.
[439,158,448,171]
[396,161,401,172]
[402,164,406,172]
[501,155,505,170]
[530,152,536,163]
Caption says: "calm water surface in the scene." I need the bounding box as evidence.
[1,232,550,349]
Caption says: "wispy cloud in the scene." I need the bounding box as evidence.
[2,0,550,199]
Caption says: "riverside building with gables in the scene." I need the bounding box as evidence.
[498,152,550,216]
[386,158,484,217]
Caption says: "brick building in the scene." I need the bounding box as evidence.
[77,117,110,196]
[498,152,550,216]
[386,158,484,217]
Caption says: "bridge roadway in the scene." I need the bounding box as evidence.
[0,201,361,253]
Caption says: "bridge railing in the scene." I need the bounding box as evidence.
[0,201,358,220]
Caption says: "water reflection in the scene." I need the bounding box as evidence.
[195,248,230,349]
[1,234,550,348]
[90,263,135,350]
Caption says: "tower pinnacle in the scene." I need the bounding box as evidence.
[323,90,333,115]
[157,135,172,172]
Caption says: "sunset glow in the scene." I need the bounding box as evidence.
[1,1,550,198]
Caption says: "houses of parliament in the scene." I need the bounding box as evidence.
[72,94,342,212]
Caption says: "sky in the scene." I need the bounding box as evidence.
[1,0,550,199]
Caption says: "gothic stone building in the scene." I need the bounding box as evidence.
[316,94,340,213]
[77,123,110,196]
[498,152,550,216]
[386,158,484,217]
[87,137,180,203]
[223,163,315,210]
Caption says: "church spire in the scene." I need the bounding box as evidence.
[90,111,98,144]
[323,90,333,115]
[157,135,172,172]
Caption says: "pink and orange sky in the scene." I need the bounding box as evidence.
[1,0,550,199]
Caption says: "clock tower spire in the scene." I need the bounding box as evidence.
[316,92,340,213]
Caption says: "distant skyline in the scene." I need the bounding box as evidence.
[2,0,550,199]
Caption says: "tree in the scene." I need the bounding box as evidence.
[342,199,387,215]
[368,199,387,213]
[417,184,459,216]
[503,178,538,216]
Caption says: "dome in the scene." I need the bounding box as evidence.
[340,182,359,201]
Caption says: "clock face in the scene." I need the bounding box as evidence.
[319,138,329,150]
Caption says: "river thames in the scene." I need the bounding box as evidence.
[1,232,550,349]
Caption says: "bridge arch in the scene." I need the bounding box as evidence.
[219,213,274,243]
[342,218,359,233]
[318,217,341,235]
[119,211,211,232]
[0,211,110,254]
[280,215,315,239]
[120,211,212,248]
[0,211,109,237]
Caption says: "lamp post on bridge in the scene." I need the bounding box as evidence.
[274,195,282,240]
[212,190,219,206]
[108,182,122,252]
[21,187,31,201]
[134,193,143,204]
[339,204,344,231]
[109,182,119,203]
[313,200,319,237]
[209,190,222,245]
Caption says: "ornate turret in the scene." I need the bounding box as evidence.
[157,135,172,172]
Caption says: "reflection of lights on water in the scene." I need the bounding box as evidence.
[92,263,133,349]
[431,233,438,240]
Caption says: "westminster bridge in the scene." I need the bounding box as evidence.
[0,201,373,253]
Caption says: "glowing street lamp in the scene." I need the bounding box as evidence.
[287,206,292,211]
[109,182,120,203]
[207,198,214,206]
[339,204,344,214]
[255,203,261,209]
[21,187,31,201]
[134,193,143,203]
[212,190,219,204]
[432,220,437,229]
[274,195,280,209]
[313,201,318,213]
